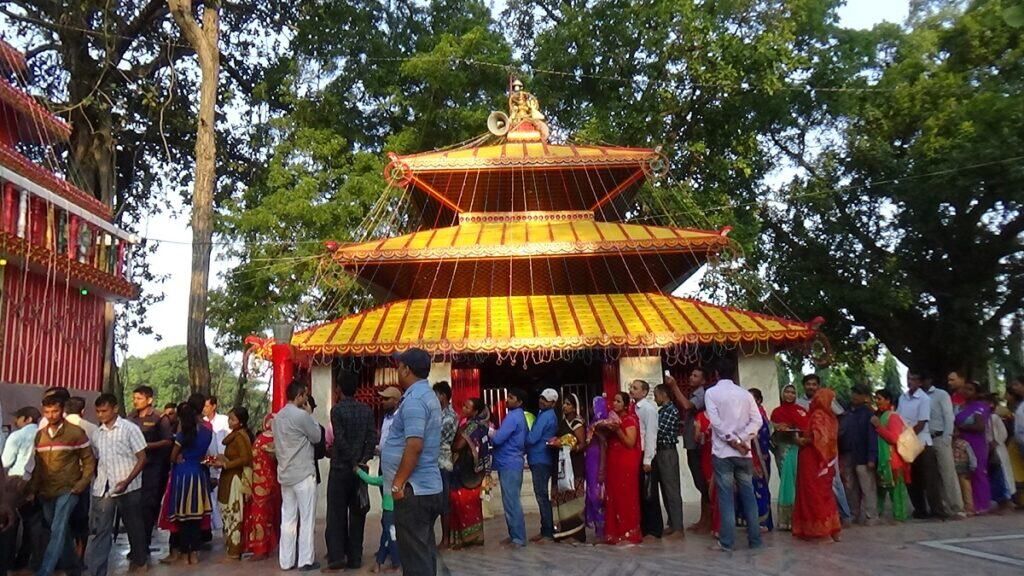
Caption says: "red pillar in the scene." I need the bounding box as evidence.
[1,183,15,232]
[272,343,294,413]
[29,197,45,245]
[67,215,80,260]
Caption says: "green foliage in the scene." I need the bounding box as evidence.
[1,1,301,355]
[760,0,1024,375]
[209,0,515,348]
[882,351,903,399]
[120,345,238,406]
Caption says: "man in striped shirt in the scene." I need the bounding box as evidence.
[31,394,96,576]
[84,394,148,576]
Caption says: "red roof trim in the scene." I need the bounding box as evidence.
[0,143,113,219]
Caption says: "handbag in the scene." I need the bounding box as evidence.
[896,426,925,463]
[556,446,575,492]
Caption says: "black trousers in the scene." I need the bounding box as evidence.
[640,468,663,538]
[0,516,13,576]
[14,499,42,570]
[325,467,367,568]
[139,465,168,547]
[687,449,709,502]
[178,520,202,553]
[393,487,449,576]
[908,446,947,518]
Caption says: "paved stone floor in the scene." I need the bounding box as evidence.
[105,506,1024,575]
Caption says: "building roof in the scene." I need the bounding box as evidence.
[396,141,660,172]
[388,140,665,219]
[0,230,136,300]
[280,293,818,357]
[0,78,71,143]
[331,211,729,298]
[0,40,27,74]
[0,142,112,218]
[333,211,730,264]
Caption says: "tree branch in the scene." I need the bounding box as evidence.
[25,42,58,60]
[0,6,59,33]
[221,53,253,93]
[531,0,564,24]
[114,0,171,64]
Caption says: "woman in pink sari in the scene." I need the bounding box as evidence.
[601,392,642,545]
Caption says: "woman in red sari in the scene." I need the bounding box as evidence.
[244,413,280,560]
[601,392,642,545]
[695,410,719,536]
[792,388,841,542]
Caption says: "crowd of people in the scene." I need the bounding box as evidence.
[1,350,1024,576]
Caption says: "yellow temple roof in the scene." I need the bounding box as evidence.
[284,293,818,356]
[395,141,659,172]
[332,211,731,264]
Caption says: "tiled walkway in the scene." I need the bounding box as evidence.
[106,506,1024,575]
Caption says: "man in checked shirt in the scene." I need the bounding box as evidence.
[654,384,685,537]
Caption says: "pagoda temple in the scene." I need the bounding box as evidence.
[0,39,136,408]
[260,82,820,421]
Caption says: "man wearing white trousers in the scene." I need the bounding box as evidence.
[923,377,964,517]
[275,381,324,571]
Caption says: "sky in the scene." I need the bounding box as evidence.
[123,0,912,361]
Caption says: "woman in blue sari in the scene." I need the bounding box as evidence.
[168,403,213,565]
[737,388,774,531]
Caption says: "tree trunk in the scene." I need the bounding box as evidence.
[169,0,220,395]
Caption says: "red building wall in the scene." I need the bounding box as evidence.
[1,264,106,391]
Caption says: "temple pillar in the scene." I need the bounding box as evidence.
[311,362,332,520]
[271,343,293,413]
[737,351,781,500]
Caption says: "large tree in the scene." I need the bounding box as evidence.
[1,1,299,389]
[761,0,1024,376]
[209,0,514,348]
[168,0,220,394]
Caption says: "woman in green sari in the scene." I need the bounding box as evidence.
[871,389,910,522]
[769,384,808,530]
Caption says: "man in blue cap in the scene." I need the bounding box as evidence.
[382,348,449,576]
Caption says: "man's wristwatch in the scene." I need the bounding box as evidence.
[391,483,404,494]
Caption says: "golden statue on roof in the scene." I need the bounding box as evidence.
[486,77,550,142]
[508,78,545,124]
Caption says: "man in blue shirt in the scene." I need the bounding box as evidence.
[838,384,878,525]
[382,348,448,576]
[526,388,559,542]
[490,388,528,547]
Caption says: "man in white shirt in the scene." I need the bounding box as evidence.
[703,358,763,552]
[629,379,662,539]
[922,376,964,516]
[65,397,99,453]
[2,407,40,480]
[203,395,230,531]
[84,394,148,576]
[898,370,948,520]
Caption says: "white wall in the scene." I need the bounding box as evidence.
[738,352,781,501]
[618,356,663,391]
[428,362,452,385]
[311,364,332,519]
